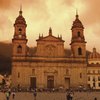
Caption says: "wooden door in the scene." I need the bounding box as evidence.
[30,77,36,89]
[47,76,54,89]
[65,78,70,89]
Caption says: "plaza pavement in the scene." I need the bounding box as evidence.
[0,91,100,100]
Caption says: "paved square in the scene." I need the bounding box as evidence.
[0,92,100,100]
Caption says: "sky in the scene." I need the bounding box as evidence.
[0,0,100,52]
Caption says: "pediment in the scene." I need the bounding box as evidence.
[37,35,64,42]
[43,36,59,41]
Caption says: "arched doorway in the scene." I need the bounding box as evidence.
[47,76,54,89]
[65,77,70,89]
[30,77,36,89]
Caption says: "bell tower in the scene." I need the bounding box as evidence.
[70,12,86,57]
[12,7,28,56]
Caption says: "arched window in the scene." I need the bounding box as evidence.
[19,28,22,33]
[88,76,90,81]
[17,45,22,53]
[78,47,82,55]
[98,76,100,81]
[18,72,20,78]
[77,31,81,37]
[96,62,99,64]
[80,73,82,78]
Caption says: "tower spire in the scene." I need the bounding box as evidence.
[19,5,22,16]
[49,27,52,36]
[60,34,62,39]
[76,9,79,19]
[93,47,96,53]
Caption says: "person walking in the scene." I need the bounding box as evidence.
[94,97,97,100]
[33,89,37,100]
[12,91,16,99]
[8,88,11,96]
[70,92,74,100]
[66,93,70,100]
[5,91,10,100]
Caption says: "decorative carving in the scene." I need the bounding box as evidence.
[46,45,56,57]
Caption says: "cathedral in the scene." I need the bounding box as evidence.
[12,8,100,90]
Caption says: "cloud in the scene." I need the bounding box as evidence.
[0,15,12,32]
[82,0,100,25]
[0,0,12,10]
[0,14,12,42]
[0,0,100,51]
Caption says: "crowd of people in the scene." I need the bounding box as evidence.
[0,87,99,100]
[66,91,98,100]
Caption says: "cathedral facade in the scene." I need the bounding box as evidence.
[12,9,88,89]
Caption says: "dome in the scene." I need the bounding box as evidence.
[14,10,26,26]
[89,48,100,59]
[71,14,84,29]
